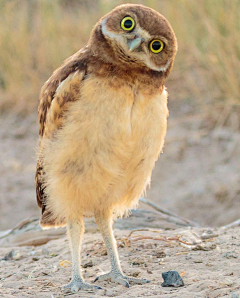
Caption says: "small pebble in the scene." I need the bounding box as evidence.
[223,252,238,259]
[82,260,93,268]
[147,269,153,274]
[161,271,184,287]
[42,248,49,255]
[231,291,239,298]
[194,259,203,263]
[154,251,166,258]
[131,258,146,266]
[131,271,140,277]
[145,243,153,249]
[2,250,21,261]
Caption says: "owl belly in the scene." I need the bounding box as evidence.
[113,88,169,215]
[43,77,168,221]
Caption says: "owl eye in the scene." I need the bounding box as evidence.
[149,39,164,53]
[121,16,135,31]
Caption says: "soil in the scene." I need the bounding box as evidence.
[0,100,240,297]
[0,103,239,231]
[1,227,240,297]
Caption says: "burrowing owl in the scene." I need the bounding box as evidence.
[36,4,177,293]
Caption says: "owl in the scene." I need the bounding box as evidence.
[36,3,177,293]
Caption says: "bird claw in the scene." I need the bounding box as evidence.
[61,278,102,293]
[94,271,150,287]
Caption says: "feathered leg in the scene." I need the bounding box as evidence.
[62,219,101,293]
[94,211,150,287]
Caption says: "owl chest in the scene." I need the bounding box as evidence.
[60,77,168,181]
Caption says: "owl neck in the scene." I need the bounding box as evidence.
[87,56,166,94]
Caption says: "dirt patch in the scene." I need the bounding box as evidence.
[0,110,239,230]
[0,109,240,298]
[1,227,240,297]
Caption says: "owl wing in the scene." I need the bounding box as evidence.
[38,47,89,138]
[36,47,89,225]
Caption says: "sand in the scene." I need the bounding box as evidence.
[1,109,240,231]
[1,226,240,297]
[0,98,240,298]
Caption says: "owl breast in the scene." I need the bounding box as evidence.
[43,74,168,221]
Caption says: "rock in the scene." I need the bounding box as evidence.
[131,258,146,266]
[2,250,21,261]
[161,271,184,287]
[223,251,238,259]
[201,230,218,240]
[42,248,49,255]
[231,292,239,298]
[82,260,93,268]
[131,271,140,277]
[154,251,166,258]
[194,259,203,263]
[147,269,153,274]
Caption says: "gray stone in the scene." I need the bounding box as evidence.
[161,270,184,287]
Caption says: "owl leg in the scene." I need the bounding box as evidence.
[62,220,101,293]
[94,211,150,287]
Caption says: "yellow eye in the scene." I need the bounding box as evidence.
[121,16,135,31]
[149,39,164,53]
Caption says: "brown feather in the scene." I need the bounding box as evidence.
[36,4,177,228]
[35,5,178,290]
[38,46,89,138]
[36,47,88,226]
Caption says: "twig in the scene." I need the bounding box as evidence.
[128,228,161,238]
[221,219,240,229]
[127,229,194,246]
[0,218,39,239]
[140,198,200,227]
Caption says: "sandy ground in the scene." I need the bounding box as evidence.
[1,226,240,297]
[0,106,239,230]
[0,102,240,297]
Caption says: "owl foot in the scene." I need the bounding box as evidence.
[94,271,150,287]
[62,277,102,293]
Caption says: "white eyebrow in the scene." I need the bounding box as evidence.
[101,18,127,46]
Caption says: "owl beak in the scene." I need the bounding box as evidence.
[128,36,145,52]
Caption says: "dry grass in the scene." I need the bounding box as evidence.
[0,0,239,126]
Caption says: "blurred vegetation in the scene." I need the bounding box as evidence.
[0,0,239,128]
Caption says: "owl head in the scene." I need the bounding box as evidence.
[89,4,178,75]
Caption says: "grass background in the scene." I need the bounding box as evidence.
[0,0,239,128]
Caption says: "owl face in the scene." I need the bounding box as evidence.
[90,4,177,73]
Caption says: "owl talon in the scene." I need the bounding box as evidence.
[62,279,101,293]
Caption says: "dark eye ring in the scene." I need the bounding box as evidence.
[121,16,135,31]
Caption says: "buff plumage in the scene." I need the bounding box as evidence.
[36,4,177,293]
